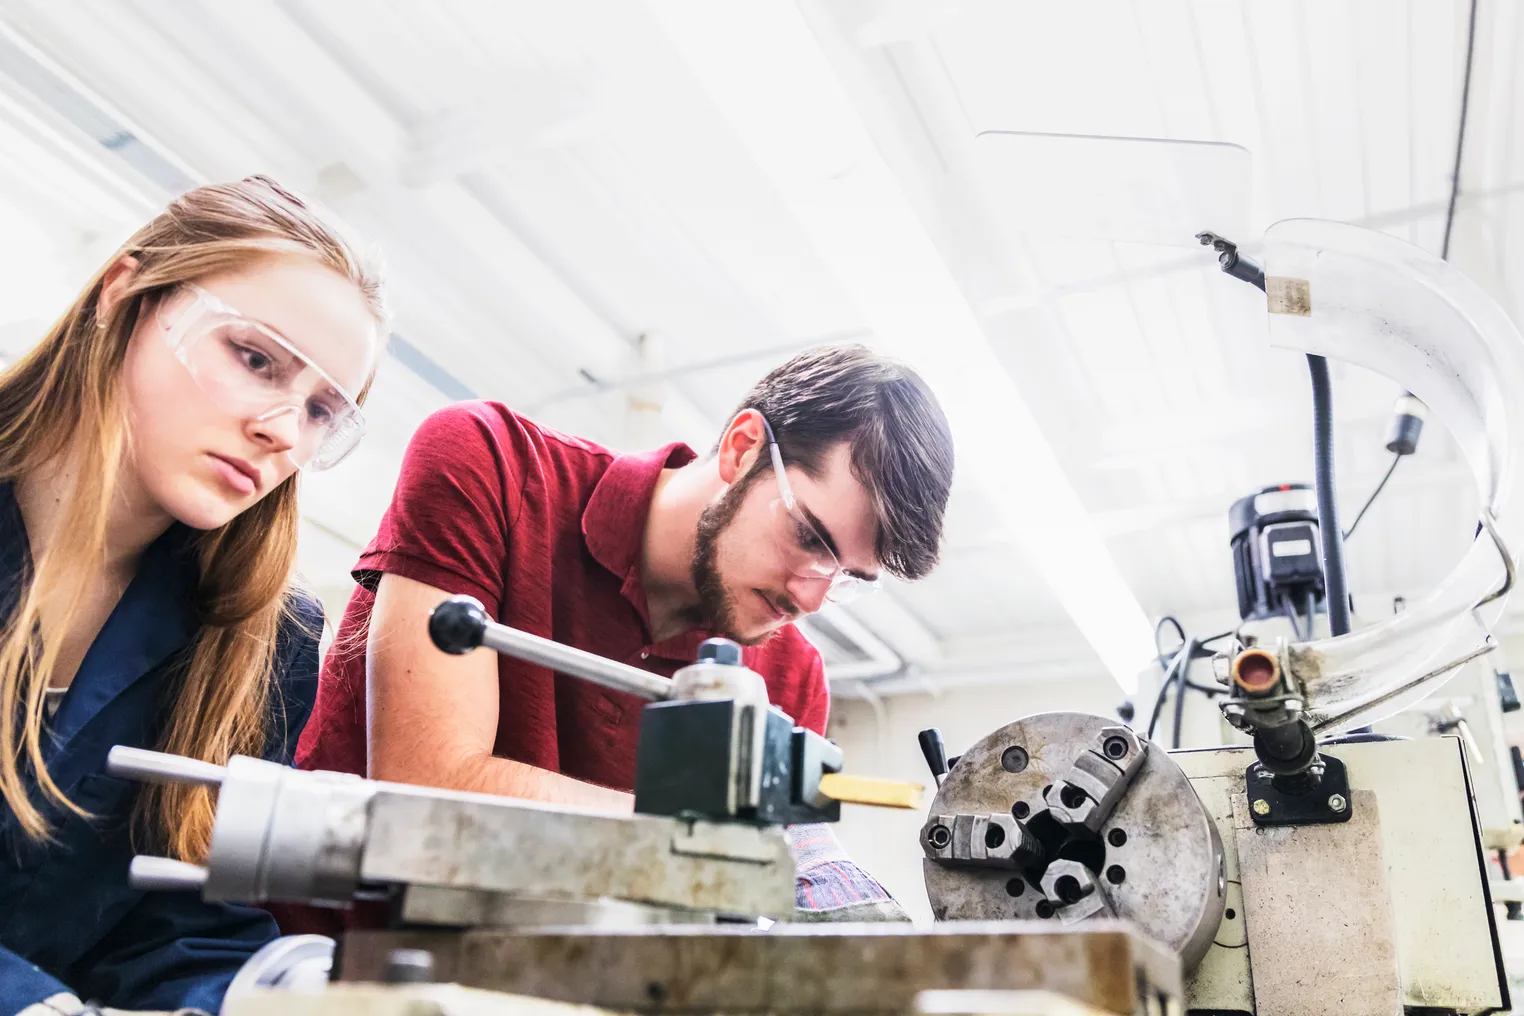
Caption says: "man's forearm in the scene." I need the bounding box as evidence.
[374,750,633,812]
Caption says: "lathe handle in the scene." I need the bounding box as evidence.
[918,728,949,786]
[428,596,675,701]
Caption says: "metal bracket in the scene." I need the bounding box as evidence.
[1477,508,1515,608]
[1245,753,1353,827]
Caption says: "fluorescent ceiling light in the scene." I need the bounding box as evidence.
[647,0,1155,693]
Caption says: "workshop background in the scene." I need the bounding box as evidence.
[2,0,1523,920]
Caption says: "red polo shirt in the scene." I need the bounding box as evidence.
[295,401,829,788]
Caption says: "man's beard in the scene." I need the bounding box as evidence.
[688,468,777,647]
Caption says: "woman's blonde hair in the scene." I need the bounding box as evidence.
[0,175,386,861]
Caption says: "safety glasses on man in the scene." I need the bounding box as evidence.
[157,284,366,470]
[761,415,882,606]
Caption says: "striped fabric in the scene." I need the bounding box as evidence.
[788,823,898,913]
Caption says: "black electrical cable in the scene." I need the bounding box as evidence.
[1279,594,1301,641]
[1343,452,1402,540]
[1171,637,1198,749]
[1225,262,1352,638]
[1145,617,1234,744]
[1308,354,1353,637]
[1154,616,1186,659]
[1442,0,1480,263]
[1146,646,1188,742]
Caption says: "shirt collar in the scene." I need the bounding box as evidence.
[0,481,202,747]
[582,442,696,637]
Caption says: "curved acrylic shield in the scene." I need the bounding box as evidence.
[1262,219,1524,732]
[974,131,1252,246]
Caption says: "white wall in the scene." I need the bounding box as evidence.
[824,672,1123,923]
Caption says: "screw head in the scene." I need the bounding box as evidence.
[1251,798,1271,816]
[1327,793,1347,813]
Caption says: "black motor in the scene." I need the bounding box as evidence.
[1229,484,1325,625]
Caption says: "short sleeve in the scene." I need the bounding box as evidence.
[355,402,524,613]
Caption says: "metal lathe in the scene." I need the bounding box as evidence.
[114,220,1524,1015]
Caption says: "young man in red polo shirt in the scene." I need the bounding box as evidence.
[297,344,953,916]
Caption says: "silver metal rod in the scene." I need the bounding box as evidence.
[107,745,226,787]
[480,623,674,701]
[129,855,209,892]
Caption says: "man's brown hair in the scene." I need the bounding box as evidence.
[726,344,954,581]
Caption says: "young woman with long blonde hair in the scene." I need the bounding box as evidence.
[0,176,386,1014]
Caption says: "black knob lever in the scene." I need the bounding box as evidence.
[918,728,949,786]
[429,596,490,655]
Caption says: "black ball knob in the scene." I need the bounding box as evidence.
[428,596,489,655]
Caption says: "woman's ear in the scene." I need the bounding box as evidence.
[97,255,141,321]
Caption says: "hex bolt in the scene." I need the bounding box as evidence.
[1103,736,1128,760]
[1327,793,1348,814]
[928,824,951,848]
[1251,798,1271,816]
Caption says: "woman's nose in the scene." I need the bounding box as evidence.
[247,405,301,453]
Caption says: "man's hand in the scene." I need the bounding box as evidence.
[366,573,633,812]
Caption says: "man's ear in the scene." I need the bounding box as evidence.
[716,409,767,484]
[97,255,141,322]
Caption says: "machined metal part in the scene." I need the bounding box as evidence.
[335,923,1184,1015]
[662,658,772,815]
[358,784,796,919]
[477,613,675,701]
[795,730,845,811]
[203,755,377,904]
[1042,726,1145,832]
[107,744,227,787]
[922,713,1224,969]
[919,812,1042,870]
[1244,752,1353,826]
[397,889,720,929]
[1039,860,1114,924]
[118,749,797,922]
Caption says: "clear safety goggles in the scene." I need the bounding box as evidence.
[157,285,366,470]
[760,417,881,606]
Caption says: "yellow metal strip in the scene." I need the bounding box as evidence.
[819,772,924,810]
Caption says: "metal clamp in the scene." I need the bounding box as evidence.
[1042,726,1145,833]
[920,813,1042,870]
[1040,859,1115,923]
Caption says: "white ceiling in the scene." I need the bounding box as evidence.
[0,0,1520,696]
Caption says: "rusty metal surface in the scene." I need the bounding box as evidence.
[1233,788,1400,1016]
[922,713,1223,969]
[338,923,1182,1015]
[360,789,796,920]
